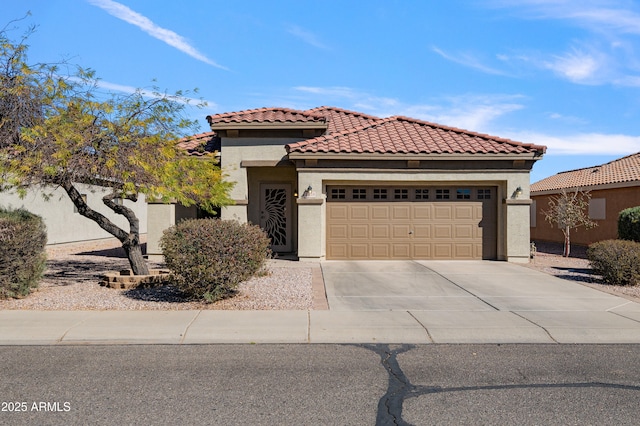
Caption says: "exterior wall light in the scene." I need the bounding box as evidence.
[514,186,523,198]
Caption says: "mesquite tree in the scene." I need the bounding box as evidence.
[1,23,233,274]
[542,188,597,257]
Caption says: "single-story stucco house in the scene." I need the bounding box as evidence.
[147,106,546,263]
[530,152,640,246]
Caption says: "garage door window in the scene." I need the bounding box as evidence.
[373,189,388,199]
[478,189,491,199]
[330,188,346,199]
[415,189,429,200]
[352,188,367,199]
[436,189,450,199]
[394,189,409,199]
[456,188,471,199]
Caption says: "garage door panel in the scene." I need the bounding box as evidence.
[328,205,348,220]
[328,224,348,239]
[350,224,369,239]
[349,205,369,220]
[433,224,452,239]
[349,244,369,258]
[392,224,411,239]
[433,244,452,259]
[371,244,390,258]
[371,205,390,220]
[392,244,411,258]
[454,224,474,239]
[454,205,474,220]
[412,224,431,238]
[413,205,431,220]
[434,205,453,220]
[326,188,496,260]
[371,224,390,239]
[392,205,411,220]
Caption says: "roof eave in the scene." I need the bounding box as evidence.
[287,151,545,161]
[209,122,327,131]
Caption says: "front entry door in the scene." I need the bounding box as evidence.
[259,183,292,252]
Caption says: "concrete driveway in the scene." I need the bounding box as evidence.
[321,260,639,312]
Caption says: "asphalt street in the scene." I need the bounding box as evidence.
[1,344,639,425]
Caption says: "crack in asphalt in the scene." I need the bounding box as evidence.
[361,344,640,426]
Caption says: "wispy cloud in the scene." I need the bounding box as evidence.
[507,130,640,155]
[293,86,524,132]
[286,25,329,49]
[87,0,227,69]
[489,0,640,86]
[431,46,508,76]
[88,79,217,108]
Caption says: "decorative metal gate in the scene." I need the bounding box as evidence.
[260,184,291,252]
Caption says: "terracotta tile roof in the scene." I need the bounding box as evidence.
[304,106,380,134]
[176,132,220,156]
[531,152,640,192]
[286,116,546,155]
[206,107,326,126]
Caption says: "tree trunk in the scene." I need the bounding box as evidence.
[563,227,571,257]
[123,241,149,275]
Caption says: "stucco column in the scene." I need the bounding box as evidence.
[146,202,176,261]
[505,199,533,263]
[296,196,325,261]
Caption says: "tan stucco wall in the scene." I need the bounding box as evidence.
[295,168,533,262]
[531,185,640,246]
[220,137,303,222]
[0,184,147,245]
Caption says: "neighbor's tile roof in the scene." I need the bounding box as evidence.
[206,107,326,126]
[531,152,640,192]
[304,106,380,134]
[286,116,546,155]
[176,132,220,156]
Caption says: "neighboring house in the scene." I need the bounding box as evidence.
[1,184,148,245]
[147,106,546,263]
[530,152,640,246]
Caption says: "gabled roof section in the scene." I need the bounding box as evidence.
[304,106,380,134]
[176,132,220,157]
[531,152,640,193]
[206,107,327,129]
[286,116,546,156]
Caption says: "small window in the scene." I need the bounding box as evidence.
[415,189,429,200]
[478,189,492,199]
[394,189,408,199]
[436,189,450,200]
[373,188,388,199]
[352,188,367,200]
[331,188,346,199]
[456,189,471,200]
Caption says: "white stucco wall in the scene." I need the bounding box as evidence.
[0,184,147,245]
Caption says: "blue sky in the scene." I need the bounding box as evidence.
[5,0,640,183]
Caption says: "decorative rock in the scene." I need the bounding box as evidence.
[99,269,171,289]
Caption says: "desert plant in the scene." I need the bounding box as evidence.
[618,206,640,242]
[160,219,271,302]
[0,207,47,298]
[542,188,597,257]
[587,239,640,286]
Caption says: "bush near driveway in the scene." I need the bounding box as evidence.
[160,218,271,302]
[618,206,640,243]
[0,207,47,299]
[587,239,640,286]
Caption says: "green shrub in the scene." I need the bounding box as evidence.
[0,207,47,299]
[160,218,271,302]
[587,239,640,286]
[618,206,640,242]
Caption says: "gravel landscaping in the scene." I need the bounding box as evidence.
[1,238,639,310]
[0,238,313,310]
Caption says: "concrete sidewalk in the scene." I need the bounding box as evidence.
[1,260,640,345]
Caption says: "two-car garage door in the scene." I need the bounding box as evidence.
[326,186,497,260]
